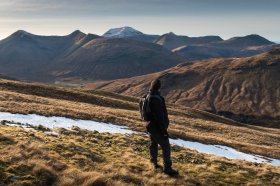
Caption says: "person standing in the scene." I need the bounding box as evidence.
[143,79,179,176]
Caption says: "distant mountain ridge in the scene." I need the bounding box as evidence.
[0,29,184,82]
[172,34,275,60]
[90,47,280,126]
[103,26,159,43]
[0,74,16,80]
[154,32,223,50]
[219,34,274,47]
[0,28,276,82]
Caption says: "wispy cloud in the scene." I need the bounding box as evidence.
[1,0,279,18]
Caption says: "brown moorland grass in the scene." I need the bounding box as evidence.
[0,79,280,159]
[0,125,279,186]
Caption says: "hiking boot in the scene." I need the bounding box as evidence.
[163,168,179,176]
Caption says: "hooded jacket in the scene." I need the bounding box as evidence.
[147,90,169,134]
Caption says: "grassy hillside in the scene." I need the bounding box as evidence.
[0,79,280,185]
[89,47,280,126]
[0,79,280,160]
[0,125,279,186]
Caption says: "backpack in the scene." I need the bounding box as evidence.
[139,94,161,121]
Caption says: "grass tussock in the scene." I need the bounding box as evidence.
[0,125,279,186]
[0,125,280,186]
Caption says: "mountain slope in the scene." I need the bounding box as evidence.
[219,34,274,47]
[173,34,275,60]
[1,79,280,158]
[154,32,223,50]
[0,30,87,81]
[90,47,280,125]
[0,30,183,82]
[0,74,16,80]
[47,38,184,81]
[103,26,159,42]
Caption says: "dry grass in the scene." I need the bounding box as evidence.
[0,79,279,159]
[0,125,279,186]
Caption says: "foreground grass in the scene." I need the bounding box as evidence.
[0,125,279,186]
[0,79,279,159]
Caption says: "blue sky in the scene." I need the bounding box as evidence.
[0,0,279,41]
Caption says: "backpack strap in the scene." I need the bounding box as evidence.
[147,95,162,106]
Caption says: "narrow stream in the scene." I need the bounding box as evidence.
[0,112,279,166]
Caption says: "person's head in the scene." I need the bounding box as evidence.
[150,79,161,91]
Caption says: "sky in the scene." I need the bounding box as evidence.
[0,0,279,41]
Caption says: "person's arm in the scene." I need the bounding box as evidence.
[149,97,167,134]
[162,97,169,128]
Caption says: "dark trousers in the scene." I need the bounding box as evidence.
[149,132,172,169]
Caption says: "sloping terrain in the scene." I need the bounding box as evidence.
[154,32,223,50]
[90,47,280,126]
[0,74,16,80]
[0,79,280,159]
[173,35,276,60]
[218,34,274,47]
[173,44,276,61]
[0,79,280,185]
[103,26,159,43]
[0,30,88,81]
[0,125,279,186]
[49,38,184,81]
[0,30,183,82]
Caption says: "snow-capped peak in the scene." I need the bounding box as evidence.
[103,26,143,38]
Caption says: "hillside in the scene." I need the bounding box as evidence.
[0,79,280,185]
[154,32,223,50]
[219,34,274,47]
[0,79,280,159]
[173,35,276,61]
[1,124,279,185]
[103,26,159,43]
[0,30,182,82]
[0,74,16,80]
[90,47,280,126]
[0,30,275,83]
[48,38,184,81]
[173,44,277,61]
[0,30,88,81]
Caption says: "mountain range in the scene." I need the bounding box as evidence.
[0,27,277,83]
[102,27,276,61]
[89,47,280,126]
[154,32,223,50]
[0,29,183,82]
[164,33,275,60]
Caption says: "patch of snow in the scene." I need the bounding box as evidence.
[0,112,136,134]
[103,26,143,38]
[169,139,280,166]
[1,112,279,166]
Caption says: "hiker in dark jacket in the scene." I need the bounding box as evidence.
[146,79,179,176]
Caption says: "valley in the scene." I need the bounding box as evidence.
[90,47,280,127]
[0,27,279,186]
[0,27,277,83]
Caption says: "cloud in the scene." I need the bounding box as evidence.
[1,0,279,18]
[0,0,279,40]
